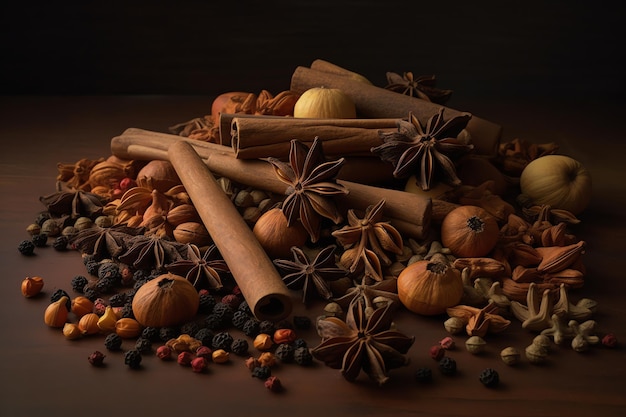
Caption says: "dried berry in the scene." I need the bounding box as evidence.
[124,349,142,369]
[52,235,69,251]
[180,321,201,337]
[83,286,99,302]
[602,333,618,348]
[71,275,89,293]
[439,357,457,376]
[177,351,194,366]
[243,319,261,338]
[195,346,212,360]
[212,331,234,351]
[194,328,215,347]
[88,351,106,366]
[159,327,180,342]
[293,338,308,349]
[18,239,36,256]
[50,289,72,310]
[221,293,242,309]
[231,310,250,330]
[85,260,100,277]
[32,233,48,247]
[198,292,216,314]
[231,338,249,356]
[251,365,272,379]
[135,337,152,353]
[264,376,283,392]
[429,345,446,361]
[414,367,433,383]
[238,300,252,315]
[98,262,121,281]
[212,302,234,326]
[274,343,295,362]
[108,292,127,307]
[104,333,123,351]
[479,368,500,387]
[156,345,173,360]
[439,336,455,350]
[293,346,313,366]
[258,320,276,335]
[191,357,208,373]
[293,315,312,330]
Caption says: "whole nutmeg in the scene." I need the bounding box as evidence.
[293,87,357,119]
[74,217,94,231]
[465,335,487,354]
[173,222,212,246]
[252,208,308,259]
[444,317,466,334]
[41,219,61,237]
[136,160,181,193]
[525,343,548,364]
[500,346,521,365]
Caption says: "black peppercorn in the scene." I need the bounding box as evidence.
[204,314,223,331]
[141,326,160,341]
[242,319,260,338]
[414,367,433,383]
[70,275,89,293]
[479,368,500,387]
[83,286,99,302]
[180,321,201,337]
[212,302,234,326]
[52,235,69,251]
[258,320,276,335]
[293,338,308,349]
[251,365,272,379]
[159,327,180,341]
[88,351,106,366]
[231,310,250,330]
[438,357,457,376]
[238,300,252,315]
[35,211,51,226]
[108,292,127,307]
[274,343,295,362]
[124,349,142,369]
[198,292,216,314]
[135,337,152,353]
[230,338,249,356]
[194,328,215,347]
[85,260,100,277]
[293,347,313,366]
[31,233,48,247]
[212,331,234,351]
[98,262,121,281]
[104,333,123,351]
[96,277,116,294]
[50,289,72,310]
[18,239,36,256]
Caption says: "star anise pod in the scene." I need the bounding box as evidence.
[267,138,349,243]
[311,299,414,386]
[70,223,142,260]
[332,199,403,282]
[333,277,400,314]
[372,109,473,191]
[40,189,108,219]
[166,244,229,290]
[118,234,185,272]
[384,71,453,104]
[273,244,347,303]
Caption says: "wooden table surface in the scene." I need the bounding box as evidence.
[1,92,625,417]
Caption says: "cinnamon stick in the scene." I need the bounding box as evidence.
[111,129,431,239]
[167,141,293,322]
[230,115,398,159]
[291,61,502,157]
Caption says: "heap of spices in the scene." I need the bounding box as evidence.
[267,138,349,243]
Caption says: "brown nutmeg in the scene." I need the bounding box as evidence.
[136,160,181,193]
[173,222,212,246]
[252,208,308,259]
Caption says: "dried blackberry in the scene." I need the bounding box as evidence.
[32,233,48,247]
[212,302,234,326]
[274,343,295,362]
[439,357,457,376]
[52,235,69,251]
[50,289,71,310]
[98,262,122,281]
[230,338,249,356]
[71,275,89,293]
[293,347,313,366]
[194,328,215,347]
[293,315,312,330]
[414,367,433,383]
[108,292,127,307]
[231,310,250,330]
[104,333,123,351]
[124,349,142,369]
[198,292,216,314]
[141,327,160,341]
[258,320,276,335]
[293,338,308,349]
[242,319,261,338]
[479,368,500,387]
[159,327,179,341]
[212,331,234,351]
[18,240,35,256]
[135,337,152,353]
[180,321,201,337]
[85,260,100,277]
[251,365,271,379]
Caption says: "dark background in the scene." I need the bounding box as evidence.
[1,1,624,102]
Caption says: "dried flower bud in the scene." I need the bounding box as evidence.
[273,328,296,345]
[88,351,106,366]
[191,357,208,373]
[253,333,274,351]
[177,351,194,366]
[156,345,173,360]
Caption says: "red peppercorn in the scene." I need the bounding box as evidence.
[195,346,213,360]
[88,351,106,366]
[156,345,173,360]
[264,376,283,392]
[429,345,446,361]
[177,351,194,366]
[439,336,455,350]
[602,333,618,348]
[191,357,208,373]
